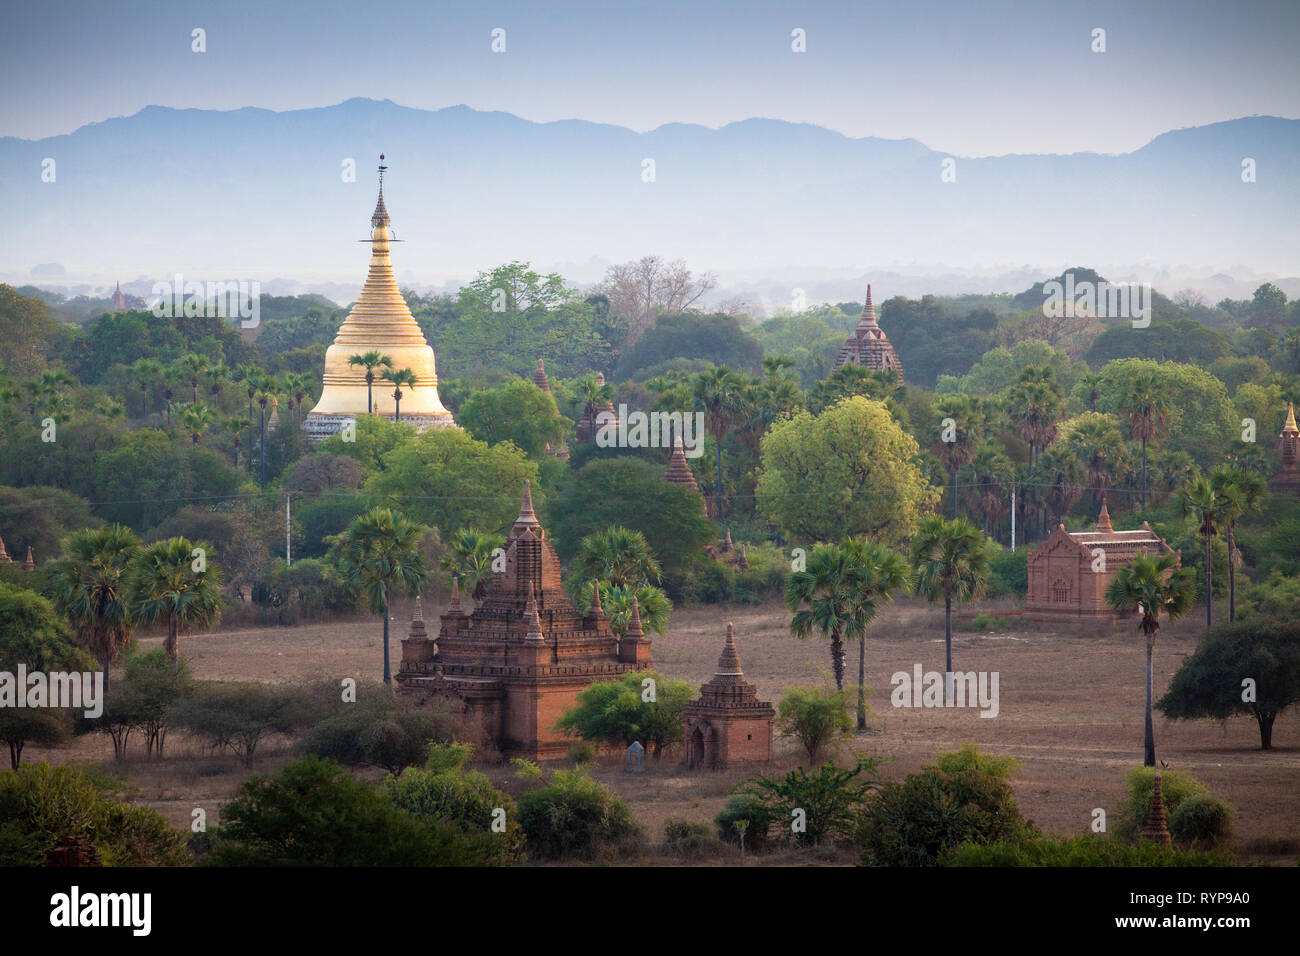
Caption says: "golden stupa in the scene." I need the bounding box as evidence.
[304,157,456,441]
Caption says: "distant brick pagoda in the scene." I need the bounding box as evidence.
[682,622,774,770]
[575,372,618,443]
[1025,501,1179,625]
[833,284,903,379]
[531,358,569,461]
[1270,403,1300,495]
[664,435,706,514]
[397,481,652,759]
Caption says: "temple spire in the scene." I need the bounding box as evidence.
[0,535,9,563]
[513,480,540,534]
[716,621,743,676]
[589,579,604,617]
[533,358,551,393]
[371,154,390,228]
[1284,402,1299,435]
[448,575,463,614]
[523,583,544,643]
[1096,499,1113,534]
[625,597,644,640]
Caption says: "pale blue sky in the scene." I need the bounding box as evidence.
[3,0,1297,155]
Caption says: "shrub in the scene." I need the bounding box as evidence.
[175,682,301,766]
[1169,794,1234,849]
[737,756,882,847]
[987,548,1027,598]
[663,818,729,860]
[383,753,525,865]
[1123,767,1207,839]
[298,688,456,772]
[967,613,1007,632]
[940,834,1235,867]
[568,740,596,764]
[714,792,779,853]
[516,769,644,860]
[556,670,694,759]
[858,748,1029,866]
[0,762,189,867]
[776,685,852,763]
[932,742,1019,780]
[207,755,488,866]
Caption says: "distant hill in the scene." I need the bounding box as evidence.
[1,100,1296,282]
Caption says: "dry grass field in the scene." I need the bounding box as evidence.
[29,595,1300,865]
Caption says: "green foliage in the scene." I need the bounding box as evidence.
[775,686,852,763]
[0,762,189,866]
[363,427,538,537]
[1169,794,1234,849]
[0,485,101,564]
[737,755,882,847]
[125,535,225,662]
[297,686,455,772]
[516,769,644,860]
[617,312,763,380]
[714,792,780,853]
[663,817,730,859]
[931,742,1019,780]
[207,755,490,866]
[439,528,506,600]
[757,397,938,544]
[1122,767,1208,839]
[546,458,716,576]
[857,748,1029,866]
[986,547,1027,598]
[383,754,525,864]
[573,581,672,638]
[175,682,301,767]
[939,834,1235,867]
[0,581,93,672]
[458,378,568,460]
[0,707,73,770]
[878,296,998,391]
[319,414,417,474]
[571,525,662,588]
[556,670,693,758]
[1238,571,1300,619]
[967,613,1007,632]
[1157,615,1300,750]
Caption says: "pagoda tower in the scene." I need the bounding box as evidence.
[111,282,127,311]
[665,435,706,514]
[304,157,456,441]
[682,622,774,770]
[833,284,903,379]
[1270,403,1300,494]
[397,481,652,759]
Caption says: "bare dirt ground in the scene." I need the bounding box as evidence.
[31,595,1300,865]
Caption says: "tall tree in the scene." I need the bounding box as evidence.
[126,536,225,666]
[1119,372,1169,511]
[349,350,393,415]
[180,402,214,445]
[1105,552,1197,766]
[934,395,988,520]
[786,542,864,693]
[48,524,141,692]
[1210,466,1266,622]
[841,538,910,731]
[909,515,991,703]
[1179,476,1224,629]
[571,526,662,589]
[179,353,209,405]
[331,507,429,685]
[692,366,749,519]
[438,529,506,600]
[381,367,418,423]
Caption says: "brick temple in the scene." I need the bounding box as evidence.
[1024,501,1179,624]
[682,622,774,770]
[397,481,652,759]
[1270,402,1300,495]
[833,284,904,380]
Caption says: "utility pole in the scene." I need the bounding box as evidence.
[1010,485,1016,551]
[285,493,291,565]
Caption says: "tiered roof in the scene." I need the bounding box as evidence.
[833,284,904,378]
[686,622,773,715]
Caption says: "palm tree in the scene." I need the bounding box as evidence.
[131,358,163,419]
[349,351,393,414]
[180,402,214,445]
[1211,466,1266,622]
[1078,373,1102,414]
[159,366,182,425]
[1065,413,1126,509]
[179,353,209,404]
[786,542,863,692]
[572,526,662,589]
[438,528,507,600]
[964,442,1014,540]
[205,361,231,405]
[332,507,429,684]
[841,538,910,731]
[283,372,311,419]
[235,364,262,419]
[382,367,418,423]
[934,394,986,519]
[49,525,142,692]
[1179,476,1224,629]
[692,366,748,519]
[1105,552,1197,766]
[126,536,224,666]
[581,583,671,639]
[256,384,278,486]
[1119,372,1169,511]
[224,416,253,469]
[909,515,991,703]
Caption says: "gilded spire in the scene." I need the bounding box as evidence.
[371,154,390,228]
[1284,402,1299,436]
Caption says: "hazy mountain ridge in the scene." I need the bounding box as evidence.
[2,99,1296,290]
